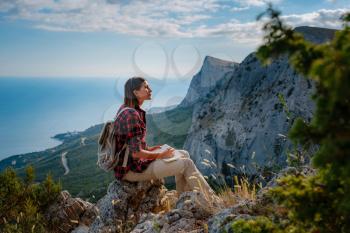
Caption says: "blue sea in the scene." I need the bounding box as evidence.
[0,77,191,160]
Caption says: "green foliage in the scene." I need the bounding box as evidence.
[12,138,114,202]
[285,147,304,168]
[270,171,344,232]
[277,93,291,119]
[231,217,281,233]
[232,5,350,233]
[152,219,161,233]
[0,166,61,233]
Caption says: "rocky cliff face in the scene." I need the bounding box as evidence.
[179,56,239,107]
[184,53,316,177]
[182,27,335,179]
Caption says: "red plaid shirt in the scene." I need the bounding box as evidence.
[113,104,155,180]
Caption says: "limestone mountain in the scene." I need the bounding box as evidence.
[182,26,336,180]
[184,52,316,178]
[179,56,239,107]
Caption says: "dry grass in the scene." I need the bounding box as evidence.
[152,191,178,214]
[218,184,237,207]
[233,175,256,200]
[217,175,257,208]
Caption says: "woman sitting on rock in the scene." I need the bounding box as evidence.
[113,76,222,208]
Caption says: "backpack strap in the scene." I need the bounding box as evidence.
[111,107,132,135]
[114,106,133,121]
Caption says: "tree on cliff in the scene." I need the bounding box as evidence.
[232,6,350,233]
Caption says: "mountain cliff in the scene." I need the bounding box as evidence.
[179,56,239,107]
[184,53,315,177]
[182,26,336,179]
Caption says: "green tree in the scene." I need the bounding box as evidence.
[231,6,350,233]
[0,166,61,233]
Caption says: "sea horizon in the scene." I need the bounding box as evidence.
[0,77,191,160]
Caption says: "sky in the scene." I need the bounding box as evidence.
[0,0,349,79]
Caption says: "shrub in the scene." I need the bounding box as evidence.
[0,166,61,233]
[231,217,282,233]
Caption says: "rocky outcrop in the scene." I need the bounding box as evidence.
[87,179,177,233]
[131,191,219,233]
[182,27,335,179]
[183,52,316,178]
[46,177,226,233]
[129,166,315,233]
[45,191,98,233]
[46,166,315,233]
[208,201,255,233]
[179,56,239,107]
[48,180,226,233]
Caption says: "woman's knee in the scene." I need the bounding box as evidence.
[182,158,201,177]
[178,150,190,158]
[182,157,195,168]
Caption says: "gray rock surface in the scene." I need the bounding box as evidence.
[184,51,316,178]
[208,199,255,233]
[50,166,315,233]
[180,56,239,107]
[72,225,90,233]
[87,179,174,233]
[181,27,335,178]
[132,191,217,233]
[45,190,97,233]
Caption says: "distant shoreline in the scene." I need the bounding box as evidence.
[0,103,178,163]
[0,137,63,162]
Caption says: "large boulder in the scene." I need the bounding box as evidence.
[132,191,221,233]
[88,179,177,233]
[208,200,255,233]
[45,191,97,233]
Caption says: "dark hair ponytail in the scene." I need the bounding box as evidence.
[124,77,146,107]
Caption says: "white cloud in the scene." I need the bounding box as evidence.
[230,6,249,12]
[233,0,283,7]
[281,8,349,28]
[0,0,221,37]
[194,8,348,44]
[0,1,348,44]
[192,20,265,44]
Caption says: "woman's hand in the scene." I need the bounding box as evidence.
[133,146,175,160]
[147,145,162,151]
[158,147,175,159]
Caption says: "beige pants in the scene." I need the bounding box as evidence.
[122,150,217,203]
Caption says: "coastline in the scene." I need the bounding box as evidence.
[0,137,63,163]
